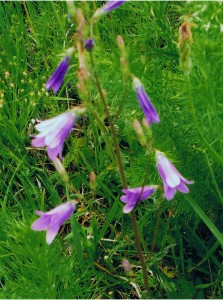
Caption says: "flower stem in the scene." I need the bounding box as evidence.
[89,51,150,296]
[89,52,127,187]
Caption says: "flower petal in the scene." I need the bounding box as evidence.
[31,136,46,147]
[123,203,135,213]
[31,215,51,231]
[46,225,60,244]
[158,155,180,188]
[164,183,176,201]
[177,182,189,193]
[120,195,129,204]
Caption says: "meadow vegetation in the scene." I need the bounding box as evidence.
[0,1,223,298]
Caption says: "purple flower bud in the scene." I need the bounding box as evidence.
[120,186,156,213]
[156,150,194,200]
[31,202,75,244]
[31,111,79,161]
[46,47,75,94]
[84,38,94,51]
[93,0,125,18]
[46,57,70,94]
[133,77,160,126]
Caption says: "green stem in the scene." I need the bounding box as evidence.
[89,51,150,296]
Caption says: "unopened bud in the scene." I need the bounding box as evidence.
[117,35,125,51]
[117,35,129,77]
[133,119,147,147]
[84,38,94,51]
[122,259,131,272]
[122,259,133,277]
[89,171,96,191]
[53,158,70,184]
[178,20,196,76]
[142,118,152,139]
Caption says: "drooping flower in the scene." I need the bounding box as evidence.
[46,57,70,94]
[133,77,160,126]
[93,0,126,18]
[46,47,75,94]
[31,202,75,245]
[120,186,156,213]
[31,111,78,160]
[156,150,193,200]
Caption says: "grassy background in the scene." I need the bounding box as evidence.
[0,1,223,298]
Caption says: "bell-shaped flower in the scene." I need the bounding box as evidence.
[120,186,156,213]
[31,111,78,160]
[46,47,75,94]
[31,202,75,244]
[133,77,160,126]
[156,150,193,200]
[93,0,125,18]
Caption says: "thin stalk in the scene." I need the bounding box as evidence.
[89,52,127,187]
[89,51,150,296]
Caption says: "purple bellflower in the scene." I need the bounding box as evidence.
[156,150,193,200]
[120,186,156,213]
[46,47,75,94]
[32,111,78,161]
[93,0,126,18]
[46,57,70,94]
[31,202,75,245]
[133,77,160,126]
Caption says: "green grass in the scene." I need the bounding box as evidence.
[0,1,223,299]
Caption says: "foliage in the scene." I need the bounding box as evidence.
[0,1,223,299]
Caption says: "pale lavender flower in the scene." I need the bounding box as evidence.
[31,202,75,244]
[133,77,160,126]
[46,57,70,94]
[93,0,126,18]
[156,150,193,200]
[120,186,156,213]
[32,111,78,160]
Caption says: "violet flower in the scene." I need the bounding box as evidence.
[46,47,75,94]
[93,0,125,18]
[120,186,156,213]
[31,202,75,245]
[156,150,193,200]
[84,38,94,51]
[32,111,78,160]
[133,77,160,126]
[46,57,70,94]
